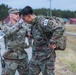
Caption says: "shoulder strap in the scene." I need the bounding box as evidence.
[37,23,48,45]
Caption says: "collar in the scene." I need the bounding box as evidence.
[31,16,38,25]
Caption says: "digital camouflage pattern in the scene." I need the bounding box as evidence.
[1,21,29,75]
[1,58,28,75]
[29,16,65,75]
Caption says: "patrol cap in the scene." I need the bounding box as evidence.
[8,8,20,14]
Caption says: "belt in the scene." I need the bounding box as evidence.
[4,58,26,61]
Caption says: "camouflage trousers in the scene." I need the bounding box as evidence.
[28,51,56,75]
[1,58,28,75]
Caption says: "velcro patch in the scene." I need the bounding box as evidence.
[44,19,48,26]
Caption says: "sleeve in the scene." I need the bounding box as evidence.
[49,27,65,44]
[1,23,22,37]
[37,16,53,32]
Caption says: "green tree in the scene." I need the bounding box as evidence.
[34,8,76,18]
[0,4,11,21]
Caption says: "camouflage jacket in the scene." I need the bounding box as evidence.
[31,16,64,57]
[1,21,28,59]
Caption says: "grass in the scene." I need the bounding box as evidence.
[66,25,76,33]
[56,47,76,72]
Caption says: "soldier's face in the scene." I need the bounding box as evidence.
[9,13,20,21]
[22,15,32,24]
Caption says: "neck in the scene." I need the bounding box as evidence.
[31,15,37,25]
[32,14,36,20]
[10,19,17,25]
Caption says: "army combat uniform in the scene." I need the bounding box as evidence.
[28,16,64,75]
[1,21,28,75]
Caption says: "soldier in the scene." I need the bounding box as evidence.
[20,6,64,75]
[1,8,28,75]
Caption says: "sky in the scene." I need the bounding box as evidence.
[0,0,76,11]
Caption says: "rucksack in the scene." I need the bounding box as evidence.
[37,16,67,50]
[51,16,67,50]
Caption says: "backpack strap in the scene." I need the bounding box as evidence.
[37,23,49,45]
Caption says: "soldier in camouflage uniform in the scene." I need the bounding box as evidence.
[20,6,64,75]
[1,8,28,75]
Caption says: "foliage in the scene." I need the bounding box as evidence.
[34,8,76,18]
[0,4,11,21]
[0,4,76,21]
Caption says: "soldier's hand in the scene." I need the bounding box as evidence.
[27,33,30,37]
[16,19,24,29]
[48,44,56,49]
